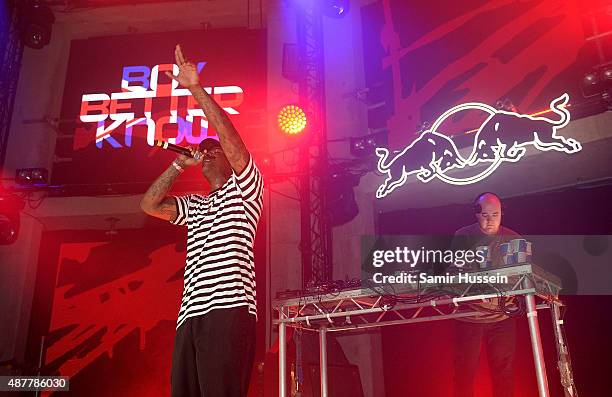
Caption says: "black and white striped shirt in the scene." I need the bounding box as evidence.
[171,155,263,329]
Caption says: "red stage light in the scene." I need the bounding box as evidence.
[277,105,307,135]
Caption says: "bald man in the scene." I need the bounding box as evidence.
[451,192,520,397]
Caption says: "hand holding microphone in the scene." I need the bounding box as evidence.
[153,140,203,172]
[171,148,201,174]
[176,146,203,168]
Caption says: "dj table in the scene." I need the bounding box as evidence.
[273,264,578,397]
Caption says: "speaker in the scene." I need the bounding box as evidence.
[282,43,300,82]
[262,361,363,397]
[262,331,363,396]
[301,363,364,397]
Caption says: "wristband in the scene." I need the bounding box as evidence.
[172,161,185,173]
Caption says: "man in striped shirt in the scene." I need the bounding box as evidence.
[140,44,263,397]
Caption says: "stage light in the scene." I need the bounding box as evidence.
[0,195,25,245]
[583,73,598,85]
[15,168,49,186]
[19,1,55,49]
[0,214,18,245]
[278,105,307,135]
[349,130,388,157]
[351,139,365,152]
[326,170,360,226]
[287,0,349,17]
[323,0,350,18]
[581,71,602,97]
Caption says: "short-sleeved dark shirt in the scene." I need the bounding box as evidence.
[452,223,521,323]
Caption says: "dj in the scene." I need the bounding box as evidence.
[451,192,520,397]
[140,45,263,397]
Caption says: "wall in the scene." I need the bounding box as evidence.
[0,0,263,363]
[0,0,387,395]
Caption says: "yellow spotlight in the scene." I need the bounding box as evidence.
[277,105,307,135]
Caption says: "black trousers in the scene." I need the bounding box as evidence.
[171,306,256,397]
[453,319,517,397]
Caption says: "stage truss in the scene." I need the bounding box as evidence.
[274,264,578,397]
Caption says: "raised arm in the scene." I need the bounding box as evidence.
[165,44,249,173]
[140,149,202,221]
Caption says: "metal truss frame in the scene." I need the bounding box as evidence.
[295,0,333,288]
[274,264,578,397]
[275,264,561,330]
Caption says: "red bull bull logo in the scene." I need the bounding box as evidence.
[376,93,582,198]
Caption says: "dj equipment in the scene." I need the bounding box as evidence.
[276,279,362,300]
[273,263,578,397]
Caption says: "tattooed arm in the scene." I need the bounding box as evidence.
[140,149,202,221]
[165,44,249,173]
[189,85,248,172]
[140,165,181,221]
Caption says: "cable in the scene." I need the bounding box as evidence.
[20,211,48,231]
[268,187,299,201]
[27,192,48,209]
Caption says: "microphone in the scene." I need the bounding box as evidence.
[153,140,201,160]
